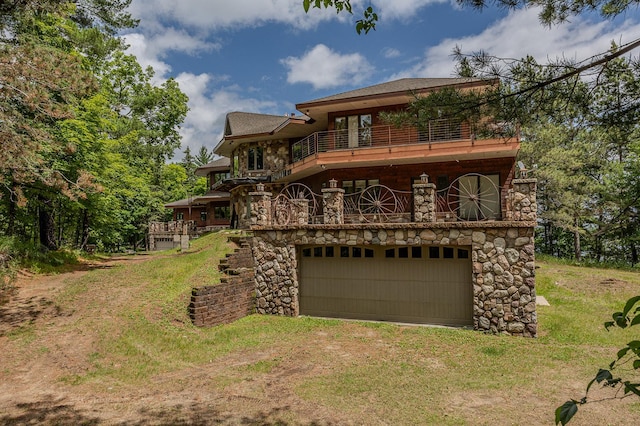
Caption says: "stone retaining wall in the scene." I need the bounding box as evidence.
[251,221,537,337]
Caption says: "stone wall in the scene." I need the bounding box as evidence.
[189,238,255,327]
[232,139,289,178]
[251,237,298,316]
[251,222,536,337]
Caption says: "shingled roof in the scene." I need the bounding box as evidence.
[299,78,487,105]
[224,112,292,137]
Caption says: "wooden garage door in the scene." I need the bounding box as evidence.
[299,245,472,326]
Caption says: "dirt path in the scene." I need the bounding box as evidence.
[0,256,354,425]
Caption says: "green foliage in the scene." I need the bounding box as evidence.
[457,0,640,25]
[0,2,189,252]
[301,0,377,34]
[555,296,640,424]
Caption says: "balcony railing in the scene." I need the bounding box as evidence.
[291,120,469,163]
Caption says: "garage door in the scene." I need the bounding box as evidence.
[299,245,472,326]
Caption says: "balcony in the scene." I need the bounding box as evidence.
[282,121,519,181]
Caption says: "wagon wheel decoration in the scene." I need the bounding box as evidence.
[357,185,398,222]
[446,173,500,221]
[272,194,291,225]
[279,183,319,217]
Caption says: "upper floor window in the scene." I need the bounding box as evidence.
[248,147,264,170]
[334,114,372,148]
[233,153,239,177]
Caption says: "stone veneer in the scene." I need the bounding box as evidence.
[250,221,536,337]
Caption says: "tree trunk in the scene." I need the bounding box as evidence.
[573,229,581,262]
[38,195,57,250]
[80,209,90,250]
[631,242,638,267]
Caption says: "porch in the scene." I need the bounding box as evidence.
[274,122,520,181]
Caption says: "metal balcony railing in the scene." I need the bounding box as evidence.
[291,120,469,163]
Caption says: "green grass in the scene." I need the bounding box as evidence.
[7,236,640,424]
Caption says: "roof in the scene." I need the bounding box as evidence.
[214,112,318,157]
[224,112,308,138]
[194,157,230,177]
[299,78,488,106]
[164,191,230,208]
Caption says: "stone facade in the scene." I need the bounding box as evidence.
[231,140,289,178]
[322,184,344,225]
[242,178,539,337]
[251,222,536,336]
[413,181,437,223]
[511,178,537,222]
[252,238,298,316]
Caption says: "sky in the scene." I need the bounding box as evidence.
[122,0,640,160]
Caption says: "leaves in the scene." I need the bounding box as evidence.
[557,295,640,423]
[555,400,579,425]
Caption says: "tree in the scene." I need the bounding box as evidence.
[302,0,377,34]
[556,295,640,425]
[194,146,214,167]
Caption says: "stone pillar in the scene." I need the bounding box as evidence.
[511,178,537,221]
[322,179,344,224]
[290,198,310,225]
[249,183,273,226]
[413,173,437,222]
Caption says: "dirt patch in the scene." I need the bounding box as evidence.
[1,257,638,425]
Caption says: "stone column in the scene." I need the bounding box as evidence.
[249,183,273,226]
[511,178,537,221]
[322,179,344,224]
[413,173,437,222]
[290,198,310,225]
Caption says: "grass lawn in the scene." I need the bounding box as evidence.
[1,231,639,425]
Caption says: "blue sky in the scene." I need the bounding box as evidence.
[123,1,640,160]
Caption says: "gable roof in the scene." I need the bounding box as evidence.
[224,112,293,137]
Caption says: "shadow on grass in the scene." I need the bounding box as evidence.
[0,398,326,425]
[0,397,100,425]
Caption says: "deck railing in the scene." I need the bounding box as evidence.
[291,120,469,163]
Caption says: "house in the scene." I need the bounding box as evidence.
[204,78,538,336]
[148,158,231,251]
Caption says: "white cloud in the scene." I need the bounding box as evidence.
[382,47,401,59]
[123,30,218,81]
[371,0,447,20]
[128,0,341,32]
[392,8,640,78]
[281,44,374,90]
[173,73,277,157]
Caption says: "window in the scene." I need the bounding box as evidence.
[325,247,334,257]
[214,206,230,219]
[200,211,207,222]
[443,247,454,259]
[314,247,323,257]
[176,212,184,220]
[212,172,230,185]
[342,179,379,194]
[233,153,239,177]
[334,114,372,148]
[248,147,263,170]
[456,174,500,220]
